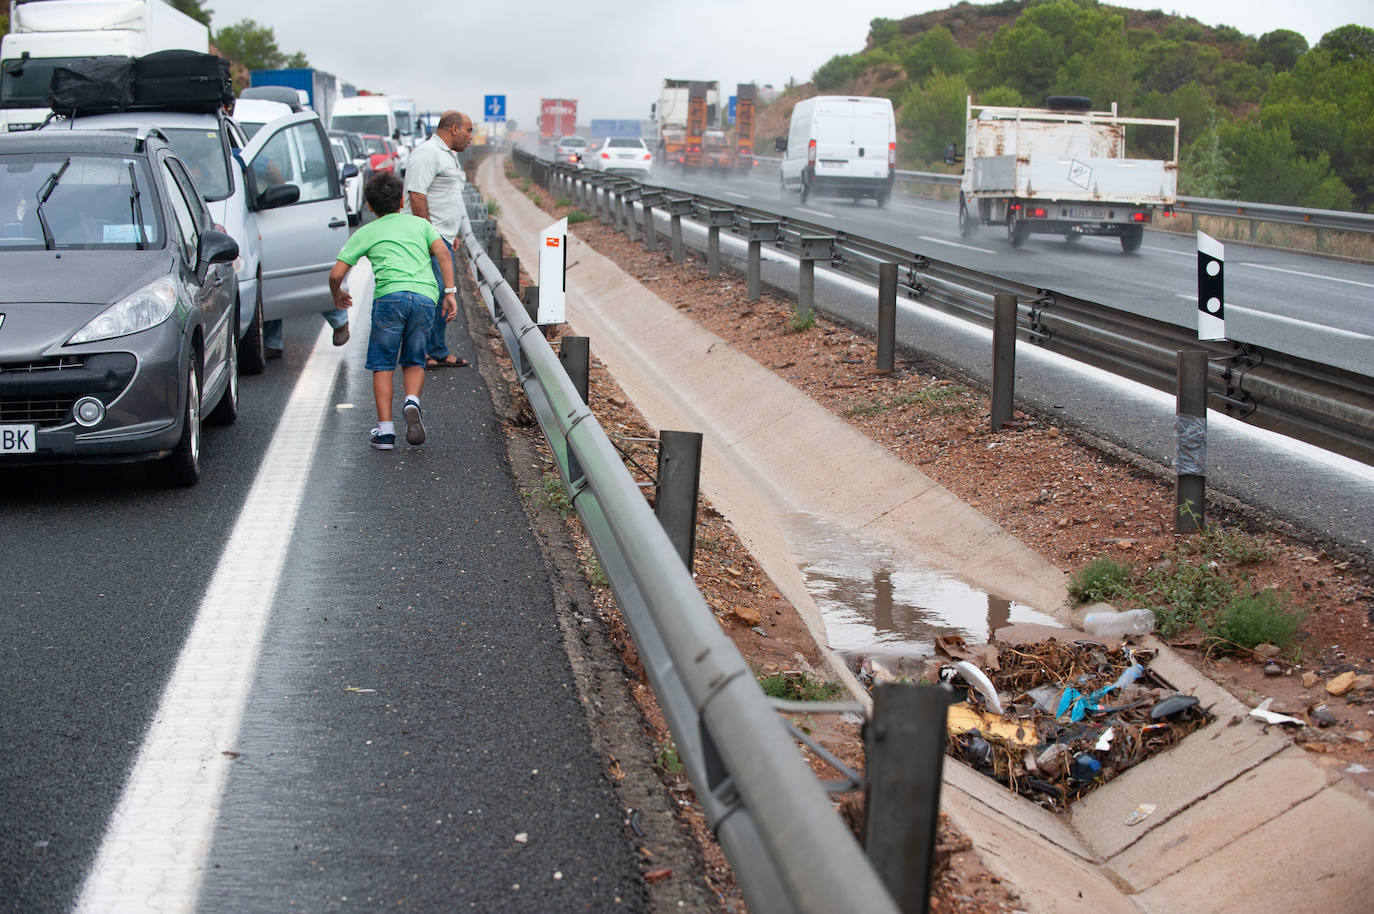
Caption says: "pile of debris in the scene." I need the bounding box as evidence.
[859,628,1212,811]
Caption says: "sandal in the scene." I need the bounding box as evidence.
[426,355,469,368]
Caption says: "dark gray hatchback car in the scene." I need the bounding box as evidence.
[0,128,239,485]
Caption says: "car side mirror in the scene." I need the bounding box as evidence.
[341,163,359,180]
[393,129,401,141]
[198,228,238,266]
[257,183,301,210]
[944,142,962,166]
[774,137,787,152]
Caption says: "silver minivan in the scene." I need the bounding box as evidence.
[778,96,896,206]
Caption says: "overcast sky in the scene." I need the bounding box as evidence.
[212,1,1372,128]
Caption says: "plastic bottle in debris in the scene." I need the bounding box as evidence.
[1082,608,1156,637]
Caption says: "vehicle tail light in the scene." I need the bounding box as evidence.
[601,151,610,159]
[807,138,816,166]
[1029,207,1047,218]
[1010,203,1022,212]
[643,153,651,160]
[888,141,895,166]
[1132,211,1151,223]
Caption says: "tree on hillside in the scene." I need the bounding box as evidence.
[812,54,861,91]
[1317,25,1374,62]
[214,18,308,71]
[1219,120,1353,210]
[898,70,969,163]
[1250,29,1308,72]
[975,0,1137,105]
[169,0,212,27]
[901,26,969,82]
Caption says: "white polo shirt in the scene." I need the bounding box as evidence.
[404,133,466,244]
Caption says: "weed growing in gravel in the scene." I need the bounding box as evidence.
[1067,556,1134,604]
[847,386,973,418]
[520,179,533,193]
[1207,587,1304,654]
[567,210,591,224]
[788,312,816,333]
[654,739,684,777]
[506,170,521,179]
[1142,559,1237,638]
[757,671,844,701]
[486,200,501,217]
[584,553,608,588]
[532,472,574,517]
[556,197,572,208]
[1181,524,1272,565]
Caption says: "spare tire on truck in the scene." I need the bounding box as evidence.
[1045,96,1092,111]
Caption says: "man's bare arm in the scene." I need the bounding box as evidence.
[409,191,430,221]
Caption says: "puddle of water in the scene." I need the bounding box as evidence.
[789,514,1060,660]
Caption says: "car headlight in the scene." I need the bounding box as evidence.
[67,276,179,345]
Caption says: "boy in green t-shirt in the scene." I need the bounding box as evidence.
[329,174,458,449]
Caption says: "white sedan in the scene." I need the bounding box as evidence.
[588,137,653,177]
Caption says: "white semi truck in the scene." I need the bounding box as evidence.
[952,95,1179,253]
[1,0,207,132]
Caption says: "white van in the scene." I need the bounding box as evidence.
[331,95,405,174]
[779,95,896,206]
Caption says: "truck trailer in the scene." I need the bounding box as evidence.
[249,67,338,128]
[1,0,207,132]
[954,95,1179,253]
[539,98,576,144]
[653,77,718,164]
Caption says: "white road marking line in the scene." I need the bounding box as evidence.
[1239,261,1374,289]
[908,205,950,217]
[1172,293,1374,341]
[917,235,998,255]
[723,191,750,199]
[75,319,347,913]
[798,207,837,218]
[1143,244,1192,257]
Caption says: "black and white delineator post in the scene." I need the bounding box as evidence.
[1196,231,1225,341]
[536,217,567,325]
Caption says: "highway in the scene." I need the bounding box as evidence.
[0,296,676,911]
[646,164,1374,377]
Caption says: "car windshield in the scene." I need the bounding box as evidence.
[334,114,390,136]
[158,128,231,200]
[607,138,643,148]
[1,56,85,109]
[364,137,388,155]
[559,137,587,148]
[239,121,267,140]
[0,153,164,251]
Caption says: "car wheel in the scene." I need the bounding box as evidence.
[958,194,976,236]
[1007,210,1028,247]
[1121,225,1143,253]
[207,323,239,426]
[877,188,891,208]
[800,174,811,204]
[238,280,266,375]
[148,357,201,487]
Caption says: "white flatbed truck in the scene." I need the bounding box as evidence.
[954,96,1179,253]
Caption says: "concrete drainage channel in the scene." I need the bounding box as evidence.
[478,157,1374,913]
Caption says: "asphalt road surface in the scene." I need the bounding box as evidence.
[0,283,651,911]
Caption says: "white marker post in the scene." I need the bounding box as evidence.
[1197,231,1226,340]
[537,217,567,325]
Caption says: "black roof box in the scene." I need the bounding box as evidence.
[1045,95,1092,111]
[50,51,233,117]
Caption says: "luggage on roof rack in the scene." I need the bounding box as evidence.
[49,51,233,117]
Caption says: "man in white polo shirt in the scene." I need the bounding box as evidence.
[405,109,474,367]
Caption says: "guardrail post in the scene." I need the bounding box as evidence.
[1175,348,1208,533]
[521,285,540,324]
[558,335,590,404]
[877,263,897,372]
[864,683,947,914]
[639,190,663,251]
[624,188,642,244]
[655,430,702,572]
[665,196,694,263]
[739,216,779,303]
[697,205,734,279]
[794,235,834,324]
[990,293,1017,429]
[501,255,520,293]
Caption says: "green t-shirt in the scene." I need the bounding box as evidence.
[337,212,442,302]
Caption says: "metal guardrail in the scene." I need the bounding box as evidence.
[454,191,903,914]
[520,147,1374,466]
[747,155,1374,240]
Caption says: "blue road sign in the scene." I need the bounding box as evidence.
[484,95,506,122]
[727,95,737,125]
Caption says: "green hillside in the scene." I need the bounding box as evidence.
[792,0,1374,212]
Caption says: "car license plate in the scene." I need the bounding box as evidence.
[1,424,37,454]
[1069,206,1105,219]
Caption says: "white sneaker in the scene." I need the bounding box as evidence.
[403,400,425,445]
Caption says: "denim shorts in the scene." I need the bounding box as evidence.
[365,291,435,371]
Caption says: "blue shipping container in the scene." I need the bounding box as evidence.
[250,68,338,126]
